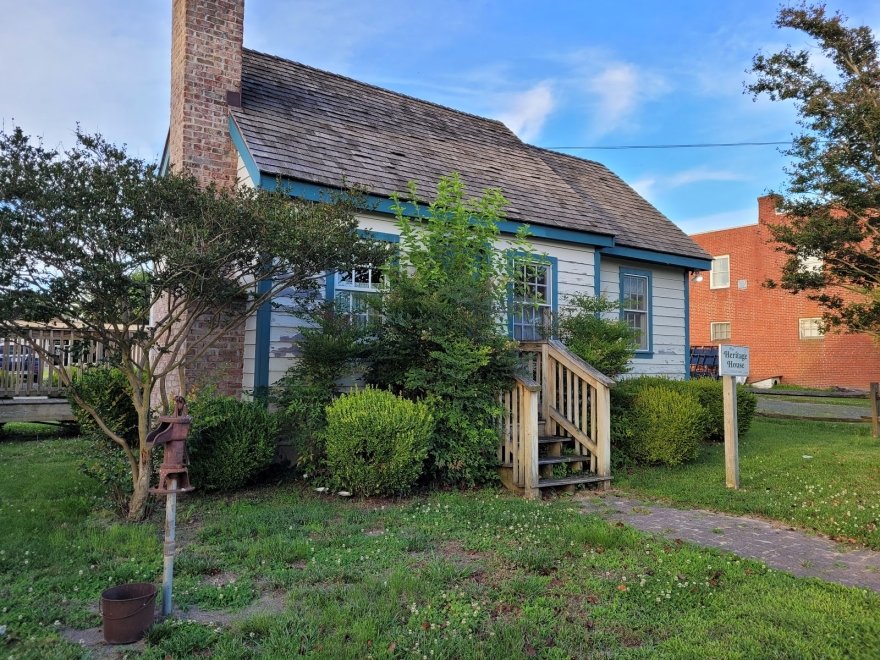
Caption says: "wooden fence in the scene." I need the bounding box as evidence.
[1,327,133,398]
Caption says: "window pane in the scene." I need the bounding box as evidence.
[511,260,551,339]
[622,275,648,311]
[623,310,648,350]
[710,322,731,341]
[710,256,730,288]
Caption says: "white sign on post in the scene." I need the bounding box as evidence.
[718,345,750,377]
[717,345,749,489]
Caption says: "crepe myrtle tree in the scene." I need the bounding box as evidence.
[0,127,388,520]
[748,4,880,337]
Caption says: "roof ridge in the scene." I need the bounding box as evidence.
[529,145,605,169]
[242,48,513,133]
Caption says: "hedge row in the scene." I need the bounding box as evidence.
[612,377,757,466]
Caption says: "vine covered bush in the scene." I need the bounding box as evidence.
[273,301,373,479]
[323,387,433,496]
[611,376,757,466]
[613,383,705,466]
[366,174,528,486]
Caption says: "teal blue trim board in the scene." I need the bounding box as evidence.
[228,116,261,184]
[253,277,273,394]
[601,245,711,272]
[683,270,691,379]
[619,266,653,359]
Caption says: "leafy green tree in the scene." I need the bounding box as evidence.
[0,127,386,520]
[556,294,637,378]
[366,173,532,486]
[748,4,880,336]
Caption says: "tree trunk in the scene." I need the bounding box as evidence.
[126,385,154,522]
[127,455,152,521]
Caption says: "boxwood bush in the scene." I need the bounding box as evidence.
[614,384,705,466]
[186,390,279,492]
[323,387,433,497]
[611,376,757,466]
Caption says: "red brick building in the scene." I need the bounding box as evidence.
[689,196,880,390]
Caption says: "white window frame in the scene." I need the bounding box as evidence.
[334,265,383,326]
[511,259,553,341]
[799,317,823,339]
[710,255,730,289]
[710,321,731,342]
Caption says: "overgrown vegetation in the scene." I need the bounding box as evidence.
[556,294,638,377]
[69,365,147,513]
[366,174,529,487]
[324,387,433,496]
[273,301,372,481]
[2,431,880,657]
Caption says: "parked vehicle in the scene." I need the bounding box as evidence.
[0,344,41,383]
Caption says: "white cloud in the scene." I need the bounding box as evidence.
[632,167,746,203]
[497,83,555,142]
[585,62,669,136]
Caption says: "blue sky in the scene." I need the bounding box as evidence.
[1,0,878,234]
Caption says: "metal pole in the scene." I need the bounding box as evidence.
[162,478,178,618]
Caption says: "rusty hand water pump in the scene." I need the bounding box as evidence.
[149,395,195,621]
[148,396,194,495]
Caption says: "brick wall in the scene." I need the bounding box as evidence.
[154,0,246,401]
[689,196,880,390]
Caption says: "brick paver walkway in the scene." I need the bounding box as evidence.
[580,494,880,592]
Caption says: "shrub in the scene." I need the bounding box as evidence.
[675,379,758,441]
[556,294,638,377]
[323,387,433,496]
[273,301,372,478]
[69,365,146,513]
[187,390,279,492]
[366,174,525,486]
[625,385,705,466]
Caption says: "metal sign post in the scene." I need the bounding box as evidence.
[718,345,749,489]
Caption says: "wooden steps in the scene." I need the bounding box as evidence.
[539,454,592,465]
[534,434,609,491]
[538,474,613,489]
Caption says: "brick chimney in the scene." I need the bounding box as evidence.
[156,0,246,401]
[757,194,784,225]
[169,0,243,187]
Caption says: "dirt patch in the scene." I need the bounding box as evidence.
[203,571,239,588]
[438,540,483,568]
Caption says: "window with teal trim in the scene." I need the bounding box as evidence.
[621,270,650,352]
[511,259,552,340]
[334,266,382,327]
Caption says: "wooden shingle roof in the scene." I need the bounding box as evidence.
[232,48,709,261]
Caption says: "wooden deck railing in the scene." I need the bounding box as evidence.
[500,339,614,496]
[1,326,139,398]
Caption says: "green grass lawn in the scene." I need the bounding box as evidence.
[768,395,870,409]
[2,431,880,658]
[616,418,880,548]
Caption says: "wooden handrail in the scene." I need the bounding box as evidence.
[546,339,615,388]
[514,373,541,393]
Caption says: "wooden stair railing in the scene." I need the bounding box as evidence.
[501,339,614,496]
[498,374,541,499]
